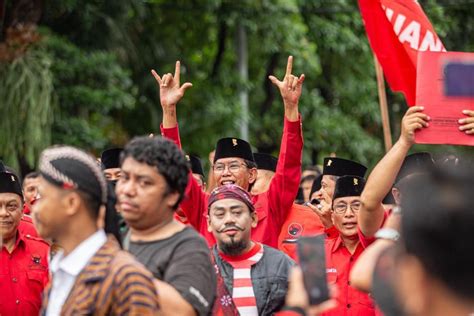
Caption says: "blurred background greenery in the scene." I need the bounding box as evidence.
[0,0,472,175]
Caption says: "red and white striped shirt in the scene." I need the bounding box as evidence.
[219,243,264,316]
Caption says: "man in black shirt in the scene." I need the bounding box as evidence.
[116,136,216,316]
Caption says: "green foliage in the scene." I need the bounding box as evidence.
[41,30,137,153]
[0,45,54,171]
[23,0,473,170]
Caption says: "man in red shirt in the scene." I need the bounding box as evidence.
[152,57,304,247]
[322,175,375,316]
[0,169,49,315]
[22,171,40,214]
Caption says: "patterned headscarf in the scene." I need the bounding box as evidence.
[208,184,255,213]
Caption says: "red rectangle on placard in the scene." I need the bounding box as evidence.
[415,51,474,146]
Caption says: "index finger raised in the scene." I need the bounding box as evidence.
[285,55,293,77]
[174,61,181,83]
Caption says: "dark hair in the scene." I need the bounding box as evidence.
[401,163,474,299]
[300,174,317,184]
[244,159,257,192]
[24,172,40,180]
[121,136,189,210]
[76,190,101,220]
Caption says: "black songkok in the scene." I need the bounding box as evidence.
[395,152,434,185]
[101,148,123,170]
[0,170,23,198]
[322,157,367,178]
[333,176,366,200]
[214,137,254,163]
[309,175,323,198]
[39,146,107,204]
[186,154,204,177]
[253,153,278,172]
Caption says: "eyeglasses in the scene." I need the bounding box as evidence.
[213,162,248,174]
[333,202,361,214]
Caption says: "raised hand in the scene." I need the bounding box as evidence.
[458,110,474,134]
[151,61,192,128]
[399,106,430,146]
[151,61,192,110]
[269,56,305,121]
[307,190,333,229]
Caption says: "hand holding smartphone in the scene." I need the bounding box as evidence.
[297,235,330,305]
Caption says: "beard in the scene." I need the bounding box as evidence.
[219,237,249,256]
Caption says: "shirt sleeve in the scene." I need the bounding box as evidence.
[163,236,216,316]
[265,116,303,228]
[160,123,182,149]
[160,123,208,231]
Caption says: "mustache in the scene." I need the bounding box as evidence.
[217,225,244,233]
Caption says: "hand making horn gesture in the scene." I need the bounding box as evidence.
[151,61,192,127]
[269,56,305,121]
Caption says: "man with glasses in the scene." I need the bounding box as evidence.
[153,57,304,247]
[321,175,376,316]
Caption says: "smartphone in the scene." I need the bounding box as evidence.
[304,198,321,207]
[297,235,330,305]
[444,62,474,97]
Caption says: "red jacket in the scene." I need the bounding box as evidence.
[0,230,49,315]
[161,117,303,248]
[278,203,326,260]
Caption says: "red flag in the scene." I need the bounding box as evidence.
[358,0,446,106]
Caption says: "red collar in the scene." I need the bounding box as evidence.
[219,242,262,262]
[330,234,360,253]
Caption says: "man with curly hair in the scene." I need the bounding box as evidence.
[117,136,216,316]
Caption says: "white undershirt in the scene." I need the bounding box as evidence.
[45,229,107,316]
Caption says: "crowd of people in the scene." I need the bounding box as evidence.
[1,56,473,316]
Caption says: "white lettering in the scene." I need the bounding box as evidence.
[385,7,394,22]
[399,21,421,49]
[394,13,407,35]
[419,30,444,51]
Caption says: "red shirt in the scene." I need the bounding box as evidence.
[18,215,40,238]
[0,230,50,315]
[278,203,326,261]
[161,117,303,248]
[322,236,375,316]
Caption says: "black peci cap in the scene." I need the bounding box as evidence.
[322,157,367,178]
[333,176,366,200]
[101,148,123,170]
[0,171,23,198]
[186,154,205,177]
[395,152,434,185]
[214,137,254,163]
[309,175,323,198]
[253,153,277,172]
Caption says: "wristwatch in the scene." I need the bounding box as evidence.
[374,228,400,242]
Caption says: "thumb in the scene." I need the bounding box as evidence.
[151,69,162,85]
[180,82,193,92]
[268,75,281,87]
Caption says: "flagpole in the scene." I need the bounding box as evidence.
[373,55,393,152]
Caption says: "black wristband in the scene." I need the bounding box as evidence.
[281,306,306,316]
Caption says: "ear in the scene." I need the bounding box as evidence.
[165,191,180,209]
[97,205,106,229]
[251,211,258,228]
[392,187,401,205]
[248,168,258,185]
[63,191,81,217]
[207,214,213,233]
